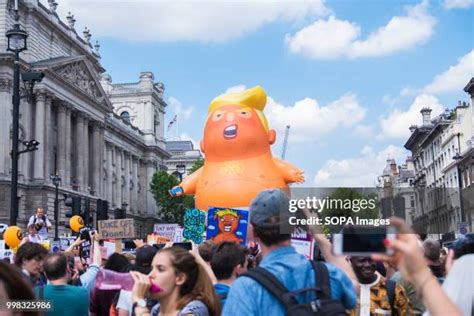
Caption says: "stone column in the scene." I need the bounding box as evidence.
[57,103,67,181]
[124,152,130,210]
[83,115,90,193]
[132,156,139,213]
[33,92,46,180]
[75,112,84,189]
[64,106,72,186]
[0,78,12,175]
[116,148,123,205]
[91,121,101,196]
[106,143,113,203]
[43,96,52,181]
[99,126,105,196]
[145,160,156,216]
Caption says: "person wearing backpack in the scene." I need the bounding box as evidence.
[349,256,413,316]
[223,189,357,316]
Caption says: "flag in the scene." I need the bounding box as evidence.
[167,115,177,131]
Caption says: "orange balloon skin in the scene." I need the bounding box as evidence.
[176,104,304,211]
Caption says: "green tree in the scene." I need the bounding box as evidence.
[150,170,187,225]
[188,157,204,174]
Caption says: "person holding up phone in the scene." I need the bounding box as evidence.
[372,217,462,316]
[28,207,52,240]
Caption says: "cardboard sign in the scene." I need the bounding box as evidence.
[173,228,184,243]
[207,207,249,245]
[147,234,170,245]
[98,219,135,239]
[291,228,314,259]
[0,249,13,260]
[183,209,206,244]
[153,224,179,241]
[59,237,76,251]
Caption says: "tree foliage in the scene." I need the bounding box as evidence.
[150,159,205,225]
[150,171,186,225]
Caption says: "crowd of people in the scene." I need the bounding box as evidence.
[0,189,473,316]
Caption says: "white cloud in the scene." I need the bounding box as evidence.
[378,94,444,139]
[265,93,367,142]
[51,0,329,43]
[286,1,436,59]
[422,50,474,94]
[353,125,375,138]
[443,0,474,9]
[219,84,367,142]
[168,96,193,121]
[314,145,407,187]
[224,85,247,93]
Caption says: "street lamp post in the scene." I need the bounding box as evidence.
[51,174,61,240]
[6,4,28,226]
[176,164,186,182]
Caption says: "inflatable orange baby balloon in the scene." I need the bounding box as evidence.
[169,86,304,211]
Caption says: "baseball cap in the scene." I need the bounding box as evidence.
[249,189,291,228]
[132,245,157,274]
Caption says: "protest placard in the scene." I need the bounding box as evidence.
[59,237,76,251]
[291,228,314,259]
[147,234,170,245]
[98,219,135,239]
[207,207,249,245]
[153,224,179,241]
[173,227,184,242]
[183,209,206,244]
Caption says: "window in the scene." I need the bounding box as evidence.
[121,111,131,124]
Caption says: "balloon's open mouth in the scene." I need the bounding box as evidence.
[223,124,237,139]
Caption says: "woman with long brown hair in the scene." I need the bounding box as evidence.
[130,246,221,316]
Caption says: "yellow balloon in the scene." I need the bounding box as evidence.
[70,215,84,232]
[4,226,23,248]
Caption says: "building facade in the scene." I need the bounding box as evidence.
[0,0,170,237]
[378,158,416,225]
[164,140,203,180]
[404,81,474,236]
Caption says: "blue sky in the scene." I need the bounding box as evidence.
[53,0,474,186]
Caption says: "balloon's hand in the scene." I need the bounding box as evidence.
[169,186,184,197]
[291,170,305,183]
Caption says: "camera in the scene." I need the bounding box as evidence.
[79,226,96,241]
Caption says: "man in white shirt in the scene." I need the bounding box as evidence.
[28,207,52,240]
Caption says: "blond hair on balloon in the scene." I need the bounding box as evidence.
[207,86,269,131]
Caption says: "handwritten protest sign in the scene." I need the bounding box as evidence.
[183,209,206,244]
[98,219,135,239]
[153,224,179,241]
[207,207,249,245]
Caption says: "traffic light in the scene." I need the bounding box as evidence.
[97,199,109,221]
[114,208,126,219]
[65,196,81,218]
[65,196,81,229]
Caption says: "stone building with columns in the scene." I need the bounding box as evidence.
[0,0,170,236]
